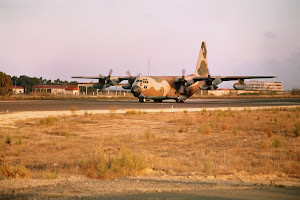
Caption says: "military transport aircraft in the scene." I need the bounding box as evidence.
[72,42,276,103]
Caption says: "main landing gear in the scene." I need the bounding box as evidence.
[176,99,185,103]
[139,98,163,103]
[154,99,163,103]
[139,98,146,103]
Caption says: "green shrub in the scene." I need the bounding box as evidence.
[40,116,58,126]
[5,135,12,145]
[145,128,155,140]
[109,149,147,176]
[200,109,207,115]
[126,110,140,115]
[260,139,269,149]
[80,149,147,178]
[0,161,30,179]
[16,137,22,145]
[233,127,239,136]
[204,161,213,174]
[197,124,211,135]
[272,138,283,148]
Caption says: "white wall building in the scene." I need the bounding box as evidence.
[33,85,79,95]
[245,81,284,91]
[11,86,24,94]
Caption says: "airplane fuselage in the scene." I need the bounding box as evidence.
[131,76,200,102]
[72,41,276,103]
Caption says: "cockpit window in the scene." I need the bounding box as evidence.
[141,79,149,84]
[135,79,148,84]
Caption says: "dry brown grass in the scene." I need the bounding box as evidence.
[0,107,300,179]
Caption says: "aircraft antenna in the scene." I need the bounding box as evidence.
[148,58,150,76]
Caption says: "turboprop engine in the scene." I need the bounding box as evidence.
[199,77,222,90]
[93,70,121,89]
[122,71,136,90]
[233,83,248,90]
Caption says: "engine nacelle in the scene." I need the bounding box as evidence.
[212,78,222,86]
[199,84,218,90]
[110,78,121,85]
[122,83,131,90]
[186,78,194,86]
[93,84,106,89]
[233,83,248,90]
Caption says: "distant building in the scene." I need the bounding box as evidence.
[33,85,79,95]
[245,81,284,91]
[11,86,24,94]
[65,86,79,95]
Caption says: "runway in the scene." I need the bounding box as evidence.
[1,98,300,113]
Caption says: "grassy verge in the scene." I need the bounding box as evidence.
[0,94,136,101]
[1,92,299,101]
[0,107,299,180]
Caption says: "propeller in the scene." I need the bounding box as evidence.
[178,69,187,94]
[205,69,216,90]
[97,69,116,89]
[98,73,105,86]
[126,70,136,86]
[202,69,221,90]
[122,70,138,89]
[106,69,113,85]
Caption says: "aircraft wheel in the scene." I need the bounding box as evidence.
[176,99,184,103]
[139,98,146,103]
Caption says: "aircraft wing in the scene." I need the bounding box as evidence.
[71,76,134,80]
[192,76,277,82]
[72,75,136,89]
[72,76,102,79]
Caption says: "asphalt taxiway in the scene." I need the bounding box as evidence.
[0,98,300,113]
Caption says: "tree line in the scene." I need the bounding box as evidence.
[0,71,78,95]
[11,75,78,93]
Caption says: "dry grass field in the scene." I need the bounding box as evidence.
[1,107,300,183]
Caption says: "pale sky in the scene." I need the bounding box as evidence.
[0,0,299,90]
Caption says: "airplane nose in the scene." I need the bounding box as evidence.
[131,85,141,97]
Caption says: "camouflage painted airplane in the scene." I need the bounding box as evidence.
[72,41,276,103]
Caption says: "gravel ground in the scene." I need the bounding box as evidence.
[1,175,299,200]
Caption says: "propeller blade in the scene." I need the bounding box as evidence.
[178,85,185,94]
[108,69,113,76]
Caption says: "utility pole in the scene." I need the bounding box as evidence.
[14,79,16,94]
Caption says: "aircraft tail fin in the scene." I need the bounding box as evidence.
[194,41,208,76]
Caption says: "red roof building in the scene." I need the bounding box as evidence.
[10,86,24,94]
[33,85,79,95]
